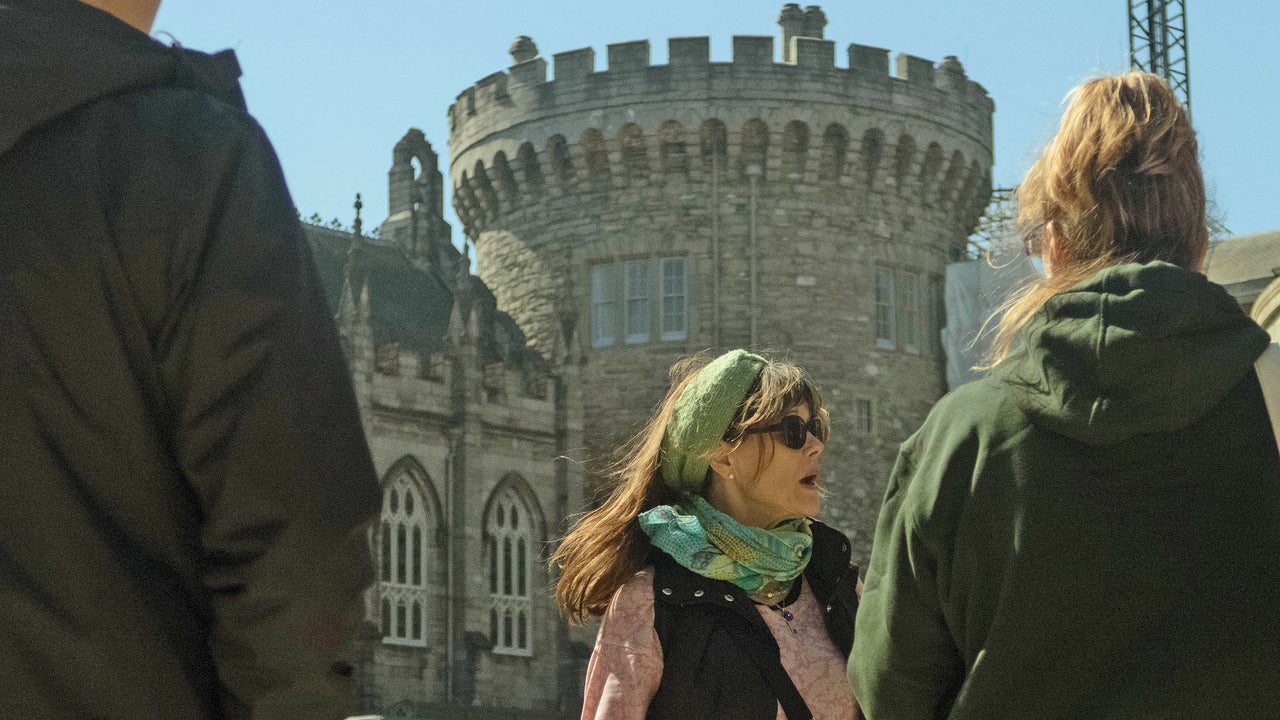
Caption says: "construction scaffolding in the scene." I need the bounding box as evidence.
[1129,0,1191,113]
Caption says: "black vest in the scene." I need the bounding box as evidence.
[645,522,859,720]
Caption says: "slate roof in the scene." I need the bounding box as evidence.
[1203,229,1280,287]
[302,223,546,372]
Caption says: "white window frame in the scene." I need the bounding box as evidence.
[379,475,428,647]
[488,487,534,656]
[591,265,618,347]
[899,270,922,354]
[660,257,688,341]
[875,267,896,349]
[593,257,689,347]
[624,260,651,344]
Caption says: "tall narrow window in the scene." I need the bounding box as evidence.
[899,271,922,354]
[854,399,874,434]
[661,258,687,341]
[488,483,535,655]
[875,268,896,349]
[625,261,650,344]
[591,265,618,347]
[379,472,429,646]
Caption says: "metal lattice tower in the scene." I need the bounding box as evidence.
[968,186,1018,258]
[1129,0,1191,113]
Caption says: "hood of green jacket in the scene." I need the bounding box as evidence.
[993,261,1270,445]
[0,0,245,158]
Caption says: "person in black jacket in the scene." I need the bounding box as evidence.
[0,1,381,718]
[554,350,861,720]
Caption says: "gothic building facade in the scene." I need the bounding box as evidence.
[303,130,590,719]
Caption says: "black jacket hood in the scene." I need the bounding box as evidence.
[0,0,244,157]
[993,261,1270,445]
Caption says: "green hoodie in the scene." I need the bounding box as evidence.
[849,262,1280,719]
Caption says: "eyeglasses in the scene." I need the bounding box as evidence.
[1023,224,1044,257]
[739,414,827,450]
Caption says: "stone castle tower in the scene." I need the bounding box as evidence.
[447,4,993,557]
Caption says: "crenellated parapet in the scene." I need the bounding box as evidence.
[447,30,993,240]
[448,35,991,148]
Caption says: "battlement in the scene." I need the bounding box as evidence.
[366,343,552,404]
[446,4,995,246]
[449,31,992,149]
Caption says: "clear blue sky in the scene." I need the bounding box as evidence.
[153,0,1278,242]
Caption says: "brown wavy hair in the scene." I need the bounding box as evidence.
[984,71,1207,365]
[551,351,826,625]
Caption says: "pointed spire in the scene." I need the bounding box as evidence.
[337,276,356,324]
[358,279,372,322]
[446,293,467,345]
[468,302,483,341]
[352,192,363,237]
[337,237,361,324]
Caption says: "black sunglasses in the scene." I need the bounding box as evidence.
[739,414,827,450]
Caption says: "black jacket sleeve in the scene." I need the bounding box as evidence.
[153,110,380,719]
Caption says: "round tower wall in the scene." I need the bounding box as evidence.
[448,33,994,559]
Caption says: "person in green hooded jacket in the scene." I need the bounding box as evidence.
[848,71,1280,719]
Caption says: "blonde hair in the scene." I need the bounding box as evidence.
[551,352,825,625]
[985,71,1207,365]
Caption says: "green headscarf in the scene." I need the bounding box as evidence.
[659,349,766,493]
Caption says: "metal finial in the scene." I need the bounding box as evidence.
[353,193,364,237]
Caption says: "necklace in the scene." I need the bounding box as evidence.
[763,601,797,634]
[750,578,797,634]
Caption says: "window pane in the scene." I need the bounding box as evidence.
[490,608,498,645]
[899,271,921,353]
[517,539,527,596]
[591,265,617,347]
[381,598,391,637]
[661,258,687,340]
[856,399,873,434]
[380,522,391,580]
[396,602,407,638]
[412,601,422,640]
[625,261,650,343]
[389,489,399,514]
[396,524,407,584]
[518,610,528,649]
[503,538,513,595]
[489,537,498,594]
[875,268,896,348]
[405,490,414,516]
[411,526,422,586]
[511,504,519,530]
[503,610,513,647]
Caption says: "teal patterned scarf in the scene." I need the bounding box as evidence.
[637,495,812,593]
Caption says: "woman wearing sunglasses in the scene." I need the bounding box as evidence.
[554,349,861,720]
[850,72,1280,719]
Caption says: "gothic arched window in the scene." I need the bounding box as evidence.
[379,472,428,646]
[487,484,534,655]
